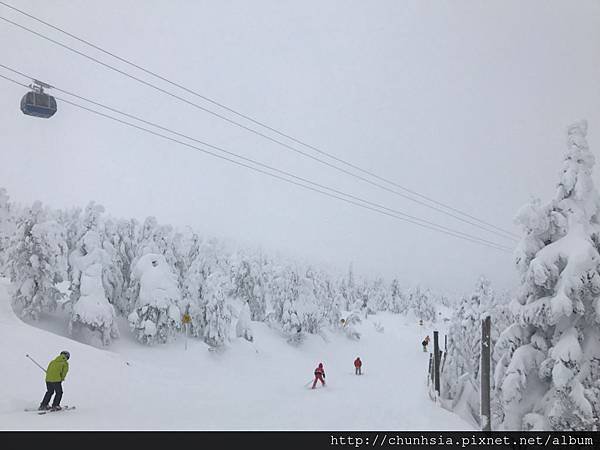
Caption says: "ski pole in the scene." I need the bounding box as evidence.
[25,354,46,373]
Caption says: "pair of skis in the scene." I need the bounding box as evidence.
[24,406,76,415]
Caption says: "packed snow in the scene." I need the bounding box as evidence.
[0,278,470,431]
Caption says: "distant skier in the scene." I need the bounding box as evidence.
[39,351,70,411]
[312,362,326,389]
[422,335,430,352]
[354,357,362,375]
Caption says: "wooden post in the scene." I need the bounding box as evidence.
[433,330,440,397]
[481,316,491,431]
[185,322,188,351]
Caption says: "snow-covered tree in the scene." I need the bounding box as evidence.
[182,237,232,340]
[340,310,362,340]
[236,301,254,342]
[68,230,119,346]
[171,228,200,292]
[81,201,105,234]
[389,278,408,314]
[232,257,267,321]
[137,216,160,256]
[321,276,343,327]
[370,277,390,312]
[441,276,496,426]
[277,268,303,343]
[340,263,357,311]
[128,253,181,345]
[498,121,600,431]
[297,273,320,333]
[409,286,437,322]
[181,252,208,338]
[110,218,140,316]
[202,272,232,348]
[0,188,17,275]
[8,202,68,320]
[101,219,127,312]
[136,217,176,268]
[56,206,84,282]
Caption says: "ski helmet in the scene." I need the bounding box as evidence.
[60,350,70,360]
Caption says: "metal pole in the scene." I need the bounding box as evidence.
[25,354,46,373]
[428,353,433,386]
[481,316,492,431]
[433,331,440,397]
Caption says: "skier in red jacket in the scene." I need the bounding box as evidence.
[312,362,326,389]
[354,357,362,375]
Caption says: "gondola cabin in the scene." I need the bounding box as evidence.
[20,82,57,119]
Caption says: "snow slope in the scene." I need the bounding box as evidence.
[0,279,471,430]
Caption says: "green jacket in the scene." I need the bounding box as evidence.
[45,355,69,382]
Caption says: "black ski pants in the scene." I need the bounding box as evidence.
[41,381,63,407]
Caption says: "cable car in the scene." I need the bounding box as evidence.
[20,80,57,119]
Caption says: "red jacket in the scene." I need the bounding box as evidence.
[354,358,362,368]
[314,364,325,377]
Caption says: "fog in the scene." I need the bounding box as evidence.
[1,0,599,293]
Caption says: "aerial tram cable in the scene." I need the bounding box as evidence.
[0,69,513,253]
[0,0,519,241]
[0,6,518,242]
[0,72,513,253]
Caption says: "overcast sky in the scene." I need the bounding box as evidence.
[1,0,599,294]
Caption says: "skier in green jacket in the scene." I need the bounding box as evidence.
[39,351,70,411]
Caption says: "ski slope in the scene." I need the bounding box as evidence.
[0,279,471,430]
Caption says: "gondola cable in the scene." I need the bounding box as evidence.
[0,8,518,242]
[0,71,513,253]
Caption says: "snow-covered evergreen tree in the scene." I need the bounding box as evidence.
[8,202,68,320]
[441,276,496,426]
[128,253,181,345]
[101,219,127,312]
[321,275,343,327]
[277,267,303,343]
[171,228,200,293]
[232,257,267,321]
[136,217,176,268]
[236,301,254,342]
[409,286,437,322]
[498,121,600,431]
[340,263,356,311]
[181,251,208,339]
[0,188,17,275]
[341,310,362,340]
[203,272,232,348]
[113,218,140,315]
[137,216,160,256]
[68,230,119,346]
[181,237,231,340]
[389,278,408,314]
[371,277,390,312]
[56,206,83,282]
[297,273,320,333]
